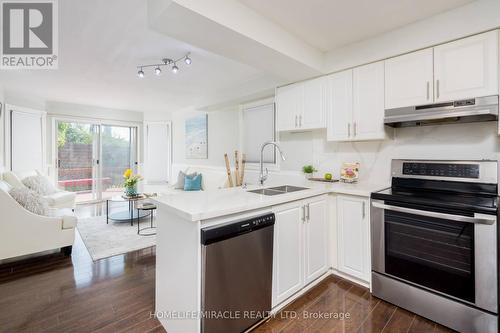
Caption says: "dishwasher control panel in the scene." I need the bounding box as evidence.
[201,213,275,245]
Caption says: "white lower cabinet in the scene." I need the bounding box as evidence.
[272,201,303,306]
[336,194,371,283]
[303,196,329,285]
[272,195,328,307]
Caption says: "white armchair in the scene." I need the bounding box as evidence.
[2,170,76,210]
[0,181,76,260]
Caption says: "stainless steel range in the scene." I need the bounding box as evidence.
[371,160,499,333]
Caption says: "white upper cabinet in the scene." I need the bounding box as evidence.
[326,69,353,141]
[385,31,499,108]
[327,62,387,142]
[385,48,434,109]
[353,62,386,141]
[302,76,327,130]
[434,30,498,102]
[276,83,303,131]
[276,77,326,131]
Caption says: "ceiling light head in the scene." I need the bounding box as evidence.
[155,66,162,76]
[184,55,192,65]
[171,64,179,74]
[137,68,145,78]
[162,58,172,65]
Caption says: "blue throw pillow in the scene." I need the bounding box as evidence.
[184,174,202,191]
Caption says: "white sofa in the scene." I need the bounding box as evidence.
[0,172,76,261]
[152,166,229,194]
[2,170,77,209]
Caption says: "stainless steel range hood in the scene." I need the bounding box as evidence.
[384,95,499,127]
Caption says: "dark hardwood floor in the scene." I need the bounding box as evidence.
[254,275,454,333]
[0,204,454,333]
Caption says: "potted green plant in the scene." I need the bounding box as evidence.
[123,169,143,197]
[302,165,317,179]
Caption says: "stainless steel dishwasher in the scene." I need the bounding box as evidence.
[201,213,275,333]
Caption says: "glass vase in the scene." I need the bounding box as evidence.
[124,184,138,197]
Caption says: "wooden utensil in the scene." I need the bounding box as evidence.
[224,153,234,187]
[234,151,240,186]
[240,154,246,185]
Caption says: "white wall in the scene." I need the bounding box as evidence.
[310,122,500,184]
[0,91,147,176]
[47,101,144,123]
[144,110,173,122]
[169,104,316,177]
[279,1,500,184]
[0,88,5,168]
[324,0,500,73]
[156,1,500,186]
[4,90,46,111]
[172,106,239,167]
[45,101,145,177]
[166,110,500,187]
[278,130,314,172]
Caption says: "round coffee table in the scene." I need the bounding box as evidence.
[106,194,151,226]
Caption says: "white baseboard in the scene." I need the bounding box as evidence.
[270,271,333,314]
[331,268,370,288]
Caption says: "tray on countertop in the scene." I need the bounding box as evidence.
[308,178,340,183]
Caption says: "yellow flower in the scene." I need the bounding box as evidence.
[123,169,133,178]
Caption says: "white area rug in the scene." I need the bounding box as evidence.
[77,216,156,261]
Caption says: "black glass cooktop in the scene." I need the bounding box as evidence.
[372,187,498,215]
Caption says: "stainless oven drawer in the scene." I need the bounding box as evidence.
[371,199,498,314]
[372,272,498,333]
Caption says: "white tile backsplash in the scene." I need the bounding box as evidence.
[279,121,500,183]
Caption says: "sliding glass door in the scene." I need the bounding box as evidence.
[56,121,99,203]
[56,121,137,203]
[100,125,137,200]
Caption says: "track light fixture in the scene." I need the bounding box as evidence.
[137,68,144,78]
[136,52,192,78]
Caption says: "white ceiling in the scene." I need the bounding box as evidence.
[239,0,475,51]
[0,0,279,114]
[0,0,480,115]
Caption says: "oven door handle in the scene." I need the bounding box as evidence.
[372,201,496,225]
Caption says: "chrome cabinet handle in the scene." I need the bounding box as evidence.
[353,122,357,136]
[426,81,430,100]
[299,115,302,127]
[362,201,366,219]
[372,201,496,225]
[348,123,351,137]
[295,115,298,128]
[301,205,306,222]
[436,79,440,99]
[306,204,310,221]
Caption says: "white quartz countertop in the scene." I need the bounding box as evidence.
[151,180,389,222]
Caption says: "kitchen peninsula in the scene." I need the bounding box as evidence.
[152,181,387,333]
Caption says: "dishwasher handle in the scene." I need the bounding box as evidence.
[201,213,275,245]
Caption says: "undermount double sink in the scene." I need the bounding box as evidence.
[248,185,309,196]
